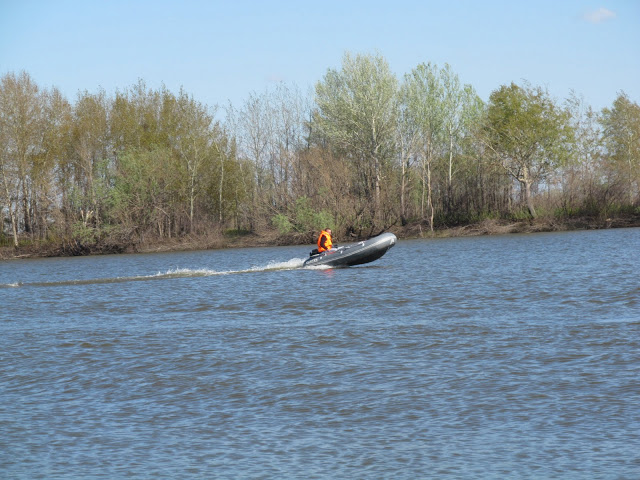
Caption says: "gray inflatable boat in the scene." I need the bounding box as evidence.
[303,232,397,267]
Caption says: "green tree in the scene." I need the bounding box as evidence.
[600,92,640,206]
[70,89,111,228]
[0,71,48,243]
[108,146,178,241]
[39,87,73,240]
[162,88,219,233]
[313,52,398,226]
[399,62,445,229]
[562,92,604,214]
[482,82,574,218]
[439,64,484,214]
[396,86,422,225]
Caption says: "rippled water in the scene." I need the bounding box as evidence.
[1,228,639,479]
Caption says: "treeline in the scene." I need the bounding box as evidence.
[1,52,639,253]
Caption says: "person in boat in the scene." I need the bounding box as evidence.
[317,228,334,253]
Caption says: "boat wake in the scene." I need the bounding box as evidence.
[1,258,307,289]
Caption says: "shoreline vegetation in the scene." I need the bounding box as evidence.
[2,54,639,261]
[3,215,638,260]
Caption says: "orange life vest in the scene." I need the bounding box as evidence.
[317,230,333,252]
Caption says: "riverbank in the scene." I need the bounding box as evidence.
[2,214,639,260]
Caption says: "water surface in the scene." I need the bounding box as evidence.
[1,228,639,479]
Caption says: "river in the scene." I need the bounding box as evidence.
[1,228,638,479]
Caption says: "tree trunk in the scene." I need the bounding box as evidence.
[374,155,381,225]
[520,165,537,218]
[219,155,224,223]
[400,156,408,225]
[523,180,537,218]
[427,157,434,232]
[447,133,454,214]
[1,174,19,247]
[189,176,195,233]
[22,182,32,235]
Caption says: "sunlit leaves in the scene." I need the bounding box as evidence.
[483,82,575,217]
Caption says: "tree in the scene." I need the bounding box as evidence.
[108,146,176,240]
[396,87,422,225]
[600,92,640,206]
[0,98,19,246]
[439,64,484,213]
[313,51,398,227]
[202,133,250,228]
[226,83,312,233]
[399,62,445,230]
[227,91,271,230]
[562,91,604,214]
[111,80,165,155]
[267,83,312,211]
[0,71,50,244]
[482,82,574,218]
[39,87,72,239]
[70,89,110,228]
[162,88,219,233]
[0,75,19,246]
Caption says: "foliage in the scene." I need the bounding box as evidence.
[271,213,293,234]
[71,221,97,245]
[600,92,640,205]
[0,62,638,253]
[271,197,333,235]
[313,52,398,225]
[482,82,575,218]
[398,62,484,229]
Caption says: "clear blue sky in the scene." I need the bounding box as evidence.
[1,0,638,114]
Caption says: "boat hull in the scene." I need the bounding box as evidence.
[303,232,397,267]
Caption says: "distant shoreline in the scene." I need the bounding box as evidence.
[2,215,639,260]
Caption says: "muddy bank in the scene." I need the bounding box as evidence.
[2,215,639,260]
[408,215,640,238]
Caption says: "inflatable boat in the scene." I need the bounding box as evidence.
[303,232,397,267]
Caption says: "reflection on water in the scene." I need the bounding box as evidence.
[1,228,639,478]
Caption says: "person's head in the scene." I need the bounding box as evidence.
[326,228,332,235]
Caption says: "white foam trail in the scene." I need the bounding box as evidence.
[303,263,332,270]
[154,257,306,277]
[254,257,307,271]
[2,258,309,288]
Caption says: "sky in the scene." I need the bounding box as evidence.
[1,0,638,116]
